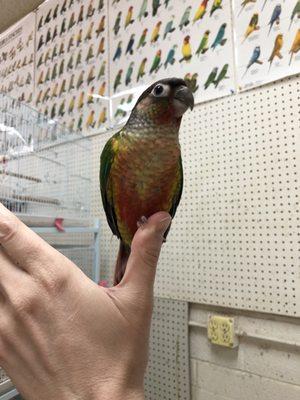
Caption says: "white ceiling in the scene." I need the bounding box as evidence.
[0,0,45,33]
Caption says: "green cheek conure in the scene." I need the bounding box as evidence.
[100,78,194,285]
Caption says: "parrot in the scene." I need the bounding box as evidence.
[289,1,300,30]
[77,71,84,89]
[114,12,122,35]
[50,104,56,119]
[45,68,50,82]
[180,35,192,62]
[68,119,75,132]
[214,64,229,87]
[86,1,95,18]
[76,29,83,46]
[98,61,106,79]
[58,100,65,117]
[42,88,50,103]
[51,64,57,81]
[59,59,64,76]
[113,41,122,61]
[98,108,107,127]
[204,67,218,89]
[52,83,58,98]
[78,92,84,109]
[211,23,227,50]
[184,73,192,88]
[97,37,105,56]
[37,35,44,51]
[193,0,209,23]
[86,110,95,129]
[78,5,84,23]
[52,25,58,40]
[164,44,177,68]
[52,44,58,60]
[138,0,148,20]
[96,16,106,37]
[37,54,44,68]
[68,74,75,91]
[98,0,104,12]
[68,12,76,30]
[68,96,75,114]
[179,6,192,30]
[53,4,59,18]
[126,62,134,85]
[268,34,283,70]
[164,0,170,7]
[210,0,222,17]
[164,16,176,39]
[76,50,82,67]
[196,30,210,55]
[87,66,95,85]
[67,35,75,52]
[69,0,74,9]
[87,87,95,104]
[115,99,127,119]
[125,6,134,29]
[38,16,43,30]
[99,78,194,285]
[46,28,52,44]
[85,22,94,41]
[61,0,67,14]
[151,21,162,43]
[126,34,135,55]
[60,18,66,36]
[67,54,74,71]
[190,73,199,93]
[114,69,123,92]
[150,50,162,73]
[137,29,148,49]
[45,9,52,23]
[268,5,281,35]
[77,114,83,131]
[59,42,65,56]
[59,79,66,96]
[137,57,147,81]
[36,90,42,105]
[98,82,106,96]
[243,46,262,77]
[244,13,259,41]
[152,0,161,16]
[289,29,300,65]
[86,45,94,63]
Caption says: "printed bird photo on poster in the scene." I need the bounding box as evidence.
[0,13,35,104]
[35,0,109,134]
[233,0,300,91]
[109,0,235,108]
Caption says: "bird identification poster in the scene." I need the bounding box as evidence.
[0,13,35,104]
[233,0,300,91]
[108,0,235,107]
[35,0,109,134]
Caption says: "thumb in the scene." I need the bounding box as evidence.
[120,212,171,296]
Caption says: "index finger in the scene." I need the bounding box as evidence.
[0,203,63,273]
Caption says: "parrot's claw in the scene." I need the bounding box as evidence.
[137,215,148,229]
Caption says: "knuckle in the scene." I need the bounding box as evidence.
[0,217,18,243]
[10,288,39,314]
[38,267,69,295]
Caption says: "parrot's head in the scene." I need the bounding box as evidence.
[128,78,194,129]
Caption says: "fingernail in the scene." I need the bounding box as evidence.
[159,215,172,234]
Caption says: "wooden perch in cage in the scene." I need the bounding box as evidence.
[0,170,42,183]
[12,194,61,205]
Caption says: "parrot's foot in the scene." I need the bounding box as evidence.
[137,215,148,229]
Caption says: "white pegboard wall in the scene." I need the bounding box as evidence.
[91,74,300,317]
[145,297,190,400]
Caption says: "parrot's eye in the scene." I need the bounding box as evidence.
[152,84,169,97]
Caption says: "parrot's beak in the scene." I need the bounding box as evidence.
[173,85,194,117]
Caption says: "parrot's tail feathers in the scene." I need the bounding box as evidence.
[114,242,130,286]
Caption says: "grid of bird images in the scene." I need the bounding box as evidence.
[109,0,236,116]
[0,0,299,133]
[234,0,300,90]
[0,13,35,104]
[35,0,109,133]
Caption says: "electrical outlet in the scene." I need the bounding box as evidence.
[207,315,238,348]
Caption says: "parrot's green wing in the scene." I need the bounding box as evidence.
[100,132,121,239]
[169,156,183,218]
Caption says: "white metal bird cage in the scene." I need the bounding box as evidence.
[0,93,92,221]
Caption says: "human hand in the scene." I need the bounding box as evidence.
[0,203,171,400]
